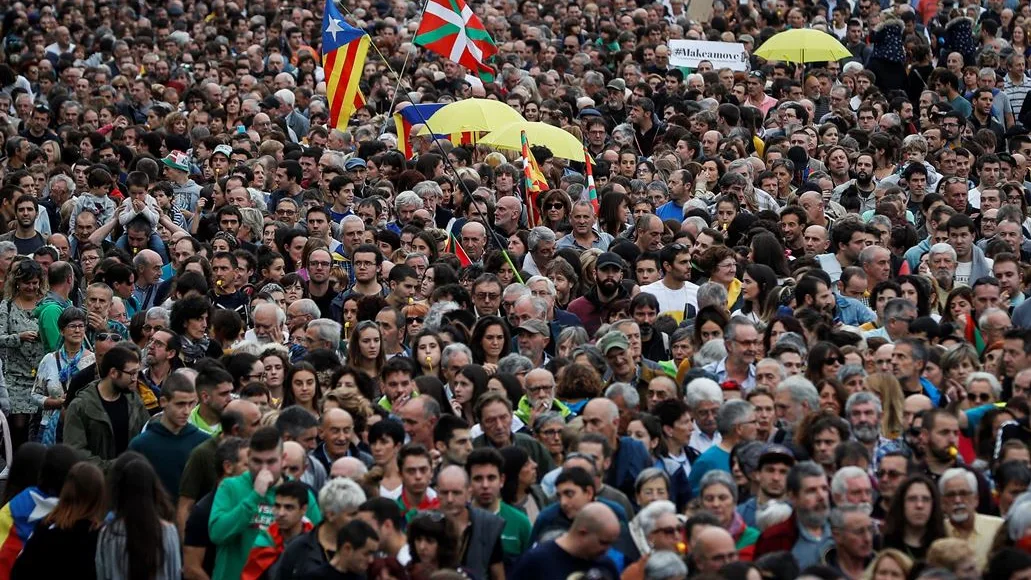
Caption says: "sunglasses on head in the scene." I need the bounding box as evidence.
[94,333,119,342]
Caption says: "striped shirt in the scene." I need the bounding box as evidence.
[1004,74,1031,118]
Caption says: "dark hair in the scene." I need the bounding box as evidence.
[555,466,595,493]
[335,518,379,551]
[469,315,512,365]
[282,361,322,409]
[368,418,406,446]
[275,406,320,440]
[0,442,46,506]
[358,497,404,531]
[465,447,505,478]
[499,446,531,505]
[108,453,174,580]
[250,426,283,454]
[99,345,140,380]
[407,511,459,567]
[275,479,310,507]
[397,443,433,471]
[169,295,211,335]
[433,414,470,446]
[883,475,945,551]
[44,462,106,530]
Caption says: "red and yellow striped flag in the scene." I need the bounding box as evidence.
[322,1,369,129]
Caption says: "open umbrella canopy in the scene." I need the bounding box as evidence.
[753,29,852,63]
[480,121,590,162]
[414,98,525,136]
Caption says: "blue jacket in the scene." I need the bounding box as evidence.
[606,437,651,500]
[904,237,932,272]
[920,377,943,406]
[835,295,877,326]
[656,200,686,221]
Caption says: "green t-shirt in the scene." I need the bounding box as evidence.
[189,405,221,436]
[496,502,532,559]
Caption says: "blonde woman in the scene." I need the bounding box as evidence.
[864,373,906,439]
[926,538,979,580]
[863,548,913,580]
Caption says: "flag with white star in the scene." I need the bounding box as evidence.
[322,0,369,128]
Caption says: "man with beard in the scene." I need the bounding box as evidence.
[630,293,669,362]
[795,274,875,327]
[846,392,905,474]
[939,467,1002,568]
[815,220,871,285]
[927,243,958,296]
[772,376,821,457]
[63,345,151,469]
[754,460,832,568]
[832,153,877,214]
[568,252,631,336]
[142,329,182,396]
[780,206,808,257]
[737,444,795,528]
[0,195,45,255]
[640,244,698,321]
[920,409,992,512]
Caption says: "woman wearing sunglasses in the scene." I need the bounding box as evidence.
[805,341,846,385]
[0,257,47,448]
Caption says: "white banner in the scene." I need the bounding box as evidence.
[668,40,749,71]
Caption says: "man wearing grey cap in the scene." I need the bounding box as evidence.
[568,252,631,336]
[516,319,551,367]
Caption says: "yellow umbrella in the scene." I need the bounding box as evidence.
[415,99,525,136]
[753,29,852,63]
[479,121,589,162]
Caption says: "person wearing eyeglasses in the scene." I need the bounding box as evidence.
[63,344,150,469]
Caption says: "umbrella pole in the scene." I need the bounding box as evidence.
[406,105,526,284]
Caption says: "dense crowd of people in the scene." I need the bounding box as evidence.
[4,0,1031,579]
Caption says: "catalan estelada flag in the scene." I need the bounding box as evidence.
[393,103,480,159]
[522,131,548,227]
[322,0,369,129]
[395,103,446,158]
[0,486,59,576]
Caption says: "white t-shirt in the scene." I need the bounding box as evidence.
[640,280,699,316]
[955,261,973,286]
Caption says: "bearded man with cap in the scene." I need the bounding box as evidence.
[568,252,631,336]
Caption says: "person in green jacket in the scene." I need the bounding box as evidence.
[33,261,74,353]
[209,426,322,580]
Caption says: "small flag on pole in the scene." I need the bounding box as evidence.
[521,131,548,227]
[584,146,599,214]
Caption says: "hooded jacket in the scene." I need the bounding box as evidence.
[63,382,150,470]
[33,290,72,353]
[128,419,210,498]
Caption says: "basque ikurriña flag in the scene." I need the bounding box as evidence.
[322,0,369,128]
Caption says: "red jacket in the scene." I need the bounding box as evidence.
[754,515,799,558]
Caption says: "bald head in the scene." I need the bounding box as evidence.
[692,526,737,573]
[903,394,933,429]
[283,440,308,477]
[224,399,261,437]
[584,397,619,420]
[330,456,368,479]
[438,464,469,487]
[566,502,621,560]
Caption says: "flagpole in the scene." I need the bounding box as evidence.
[380,50,411,136]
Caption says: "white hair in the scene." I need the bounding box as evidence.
[307,318,342,346]
[318,477,367,515]
[645,551,688,579]
[604,382,640,410]
[394,190,424,211]
[965,371,1002,399]
[830,466,869,502]
[939,467,978,496]
[636,500,676,536]
[685,377,724,409]
[928,242,957,262]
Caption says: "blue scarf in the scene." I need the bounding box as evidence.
[58,347,85,385]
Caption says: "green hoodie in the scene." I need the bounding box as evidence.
[33,291,72,353]
[209,471,322,580]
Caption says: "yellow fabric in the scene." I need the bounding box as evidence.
[726,278,742,311]
[944,513,1003,569]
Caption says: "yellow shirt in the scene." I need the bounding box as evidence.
[944,513,1003,569]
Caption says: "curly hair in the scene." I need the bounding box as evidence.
[555,362,604,400]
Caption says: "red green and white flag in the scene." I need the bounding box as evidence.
[445,231,473,267]
[414,0,498,82]
[584,145,599,214]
